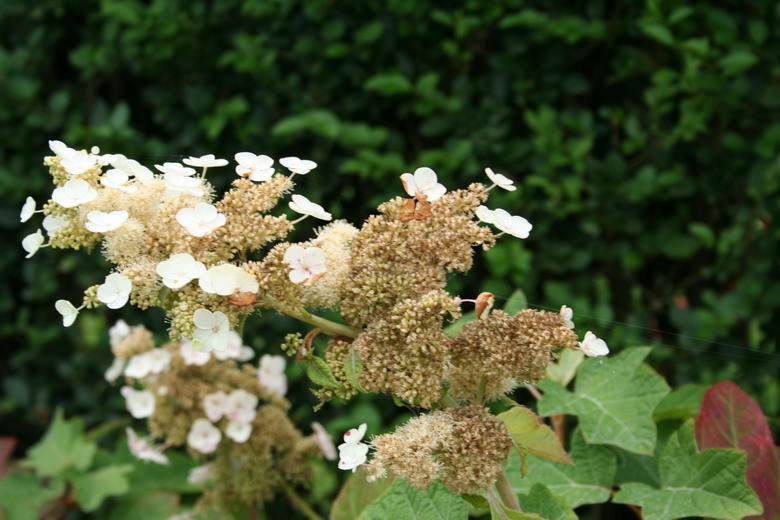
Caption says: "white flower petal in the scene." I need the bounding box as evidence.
[20,197,36,222]
[22,229,44,258]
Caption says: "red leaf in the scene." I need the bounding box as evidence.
[0,437,17,478]
[695,381,780,520]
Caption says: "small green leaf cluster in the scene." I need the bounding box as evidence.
[0,410,199,519]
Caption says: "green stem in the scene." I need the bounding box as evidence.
[260,295,361,339]
[85,417,130,442]
[440,394,458,408]
[495,467,522,512]
[487,488,509,520]
[476,375,488,405]
[281,482,324,520]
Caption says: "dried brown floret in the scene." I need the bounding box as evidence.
[353,289,460,408]
[449,309,579,402]
[366,406,511,495]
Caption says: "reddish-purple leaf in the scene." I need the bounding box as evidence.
[0,437,17,478]
[695,381,780,520]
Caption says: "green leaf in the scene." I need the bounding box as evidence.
[498,406,572,464]
[330,468,395,520]
[271,109,341,139]
[489,503,546,520]
[612,447,660,487]
[107,492,183,520]
[358,479,468,520]
[343,347,366,393]
[70,464,134,512]
[507,429,617,508]
[719,50,759,76]
[306,356,345,391]
[538,347,670,454]
[614,422,762,520]
[639,21,675,46]
[460,494,489,510]
[365,73,412,95]
[652,383,707,421]
[502,289,527,314]
[517,484,577,520]
[104,443,200,494]
[443,310,476,337]
[23,409,97,477]
[0,473,64,520]
[544,348,585,387]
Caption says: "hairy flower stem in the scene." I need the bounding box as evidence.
[281,482,324,520]
[496,467,522,512]
[487,488,509,519]
[259,295,361,339]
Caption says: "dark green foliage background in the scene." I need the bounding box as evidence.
[3,0,779,456]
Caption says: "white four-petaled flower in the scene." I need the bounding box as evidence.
[312,422,337,461]
[126,428,169,465]
[51,179,98,208]
[176,203,226,237]
[213,331,253,361]
[560,305,575,329]
[55,300,79,327]
[101,169,138,193]
[156,253,207,289]
[485,167,516,191]
[97,273,132,309]
[257,354,287,396]
[400,167,446,201]
[203,391,228,422]
[155,162,196,176]
[338,423,369,472]
[580,331,609,357]
[280,156,317,175]
[225,421,252,443]
[224,389,258,423]
[183,154,229,168]
[187,418,222,454]
[61,153,98,176]
[199,264,258,296]
[282,245,326,286]
[475,206,532,239]
[20,197,36,222]
[49,140,78,158]
[111,156,154,182]
[163,172,204,196]
[22,229,44,258]
[85,210,129,233]
[43,214,69,236]
[289,194,332,221]
[192,308,230,352]
[180,339,211,366]
[121,386,155,418]
[234,152,274,182]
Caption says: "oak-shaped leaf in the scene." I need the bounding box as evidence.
[538,347,670,454]
[614,421,762,520]
[330,468,394,520]
[694,381,779,520]
[22,409,96,477]
[358,479,468,520]
[506,429,616,508]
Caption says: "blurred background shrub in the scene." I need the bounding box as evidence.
[2,0,779,454]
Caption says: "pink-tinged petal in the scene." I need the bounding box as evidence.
[288,268,309,285]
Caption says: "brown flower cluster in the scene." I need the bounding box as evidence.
[449,309,579,402]
[341,185,494,327]
[352,289,460,408]
[365,406,512,495]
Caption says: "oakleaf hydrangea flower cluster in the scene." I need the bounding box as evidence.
[24,141,610,513]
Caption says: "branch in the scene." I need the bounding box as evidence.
[259,295,361,339]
